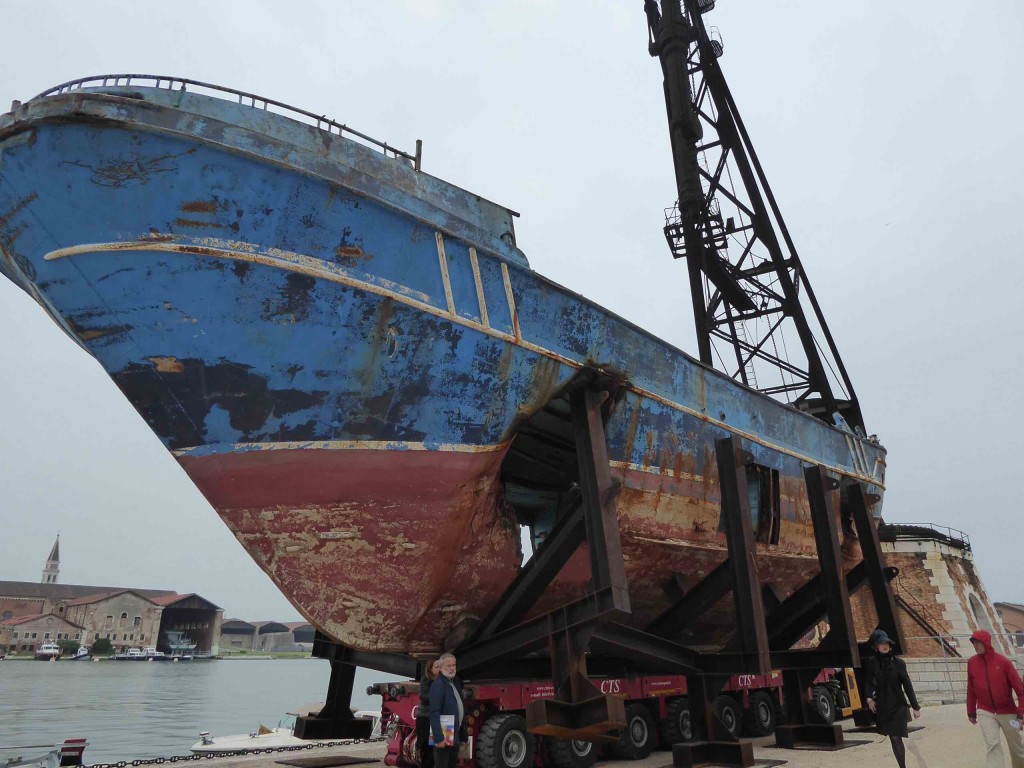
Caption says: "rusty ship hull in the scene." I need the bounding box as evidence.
[0,79,886,655]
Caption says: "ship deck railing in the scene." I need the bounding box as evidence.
[34,74,422,170]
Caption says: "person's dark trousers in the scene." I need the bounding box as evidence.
[415,718,434,768]
[433,746,458,768]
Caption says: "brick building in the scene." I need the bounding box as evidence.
[0,540,223,655]
[850,523,1011,658]
[995,602,1024,654]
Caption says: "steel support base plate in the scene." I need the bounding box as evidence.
[773,723,844,748]
[525,694,625,741]
[293,716,374,740]
[672,741,755,768]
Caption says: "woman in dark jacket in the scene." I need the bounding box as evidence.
[416,659,441,768]
[865,628,922,768]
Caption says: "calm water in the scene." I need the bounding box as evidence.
[0,659,402,763]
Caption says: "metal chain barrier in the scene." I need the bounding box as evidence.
[83,736,388,768]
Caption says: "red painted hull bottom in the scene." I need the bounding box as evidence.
[179,447,863,654]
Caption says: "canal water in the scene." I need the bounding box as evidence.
[0,659,403,763]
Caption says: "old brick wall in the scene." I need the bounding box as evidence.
[849,538,1012,658]
[0,597,45,622]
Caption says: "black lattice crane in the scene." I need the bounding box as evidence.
[645,0,865,435]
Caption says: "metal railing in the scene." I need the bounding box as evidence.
[34,74,423,170]
[878,522,971,551]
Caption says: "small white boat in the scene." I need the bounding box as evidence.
[112,647,168,661]
[66,647,91,661]
[33,643,62,661]
[190,710,381,754]
[0,738,88,768]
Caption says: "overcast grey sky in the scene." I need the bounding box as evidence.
[2,1,1022,623]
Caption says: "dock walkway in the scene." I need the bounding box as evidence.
[170,704,1005,768]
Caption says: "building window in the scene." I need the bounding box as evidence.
[75,633,81,640]
[133,616,141,627]
[94,633,99,640]
[129,634,134,641]
[1,610,11,620]
[140,634,145,641]
[31,632,37,639]
[104,616,113,629]
[1016,631,1024,648]
[12,632,17,639]
[44,633,50,639]
[119,612,128,628]
[105,633,110,639]
[58,606,64,613]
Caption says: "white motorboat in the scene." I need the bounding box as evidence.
[33,643,62,661]
[190,710,381,754]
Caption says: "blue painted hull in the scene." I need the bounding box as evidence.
[0,83,886,653]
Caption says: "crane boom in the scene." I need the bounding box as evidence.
[645,0,865,434]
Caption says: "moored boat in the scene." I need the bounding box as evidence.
[0,70,885,658]
[33,643,62,661]
[190,710,380,754]
[112,647,168,661]
[0,739,88,768]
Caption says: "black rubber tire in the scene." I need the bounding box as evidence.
[741,691,776,737]
[478,713,536,768]
[661,697,692,744]
[541,737,596,768]
[712,695,743,740]
[811,685,837,725]
[610,703,656,760]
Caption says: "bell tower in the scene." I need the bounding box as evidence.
[41,535,59,584]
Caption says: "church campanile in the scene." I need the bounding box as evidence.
[41,535,59,584]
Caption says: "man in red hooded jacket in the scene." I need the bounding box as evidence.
[967,629,1024,768]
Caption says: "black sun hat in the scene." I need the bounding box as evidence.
[869,628,894,647]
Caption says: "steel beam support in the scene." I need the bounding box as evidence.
[647,560,733,638]
[774,668,844,748]
[473,495,585,640]
[571,388,630,610]
[591,623,703,673]
[294,633,375,739]
[673,674,755,768]
[848,482,904,654]
[804,465,859,667]
[766,562,869,650]
[715,436,770,674]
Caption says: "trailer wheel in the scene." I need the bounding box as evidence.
[542,737,596,768]
[712,696,742,740]
[610,703,656,760]
[661,697,692,743]
[741,691,776,737]
[811,685,836,725]
[478,713,535,768]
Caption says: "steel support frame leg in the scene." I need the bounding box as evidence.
[524,387,629,737]
[294,652,373,739]
[804,465,859,665]
[672,437,764,768]
[773,669,844,748]
[673,674,754,767]
[848,482,904,654]
[715,436,771,674]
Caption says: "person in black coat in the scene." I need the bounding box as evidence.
[864,628,922,768]
[429,653,464,768]
[416,658,441,768]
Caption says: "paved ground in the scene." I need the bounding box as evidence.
[200,703,1016,768]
